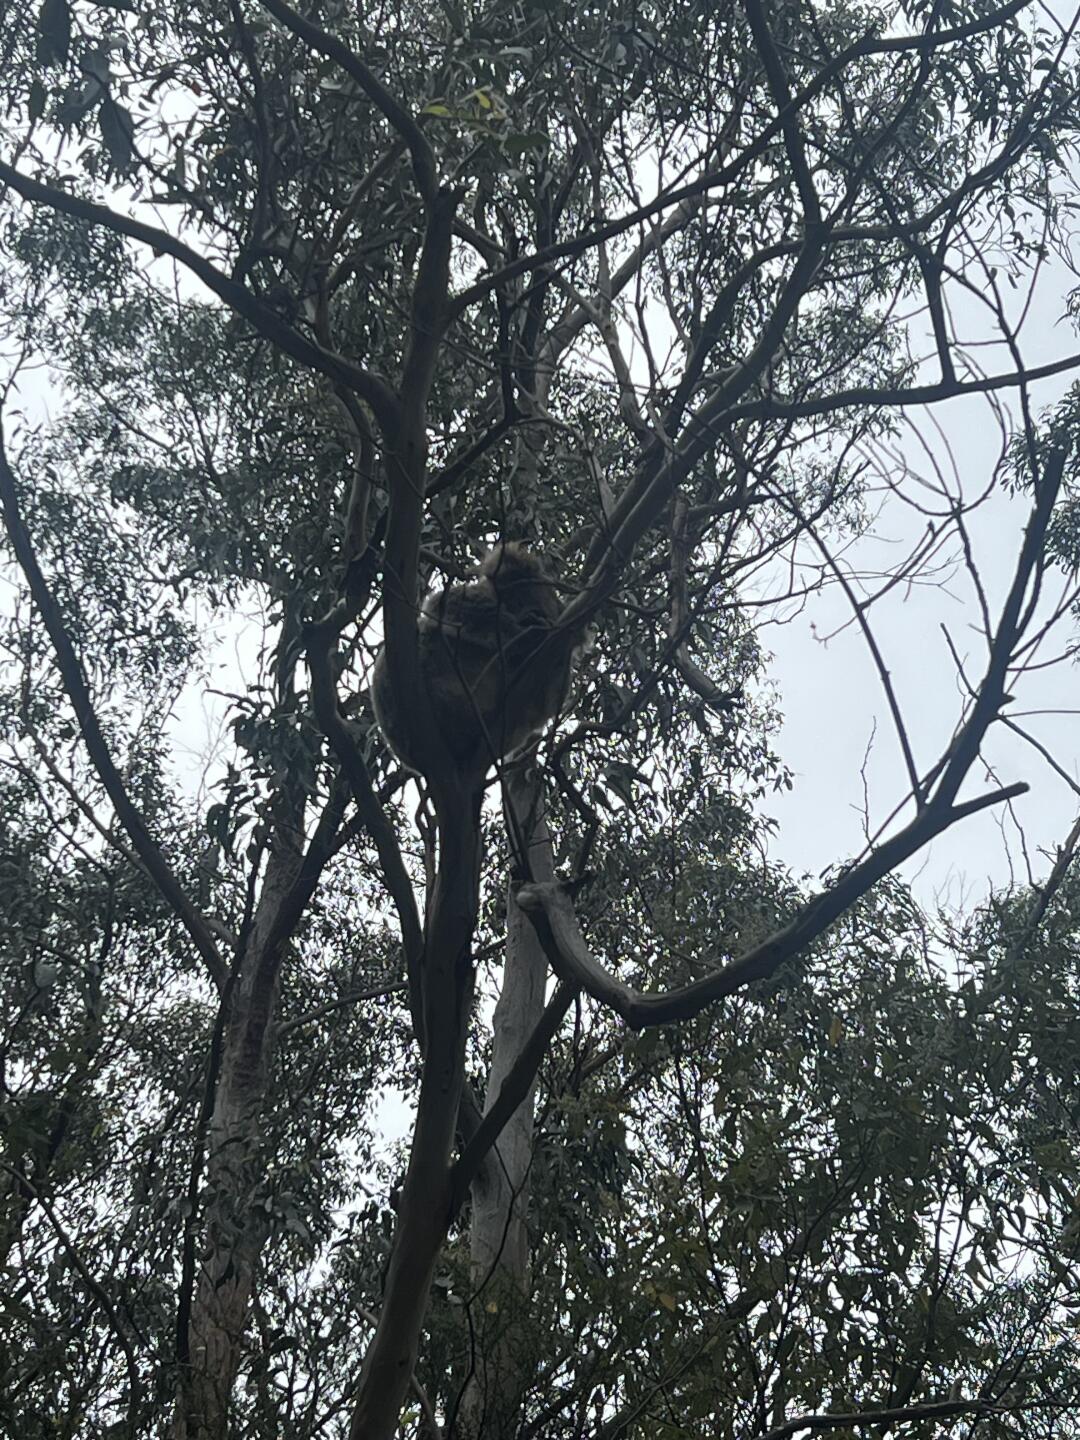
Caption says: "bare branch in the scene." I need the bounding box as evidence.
[518,779,1026,1029]
[449,982,576,1215]
[935,447,1067,808]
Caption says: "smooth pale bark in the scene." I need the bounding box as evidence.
[461,765,549,1436]
[171,845,297,1440]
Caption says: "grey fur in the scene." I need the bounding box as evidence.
[372,544,583,777]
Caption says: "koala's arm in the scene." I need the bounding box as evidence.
[424,580,535,658]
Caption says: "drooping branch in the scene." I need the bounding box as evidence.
[0,426,228,991]
[0,160,399,431]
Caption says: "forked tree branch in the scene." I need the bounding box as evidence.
[449,0,1034,316]
[449,981,577,1214]
[523,449,1067,1029]
[258,0,437,202]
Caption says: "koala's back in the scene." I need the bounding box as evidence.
[421,585,555,761]
[372,544,580,776]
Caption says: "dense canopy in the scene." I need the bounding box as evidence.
[4,0,1080,1436]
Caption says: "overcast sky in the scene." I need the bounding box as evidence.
[761,260,1080,909]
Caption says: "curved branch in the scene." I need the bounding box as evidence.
[533,449,1067,1027]
[0,427,228,991]
[257,0,436,202]
[0,159,399,431]
[524,783,1031,1031]
[519,779,1027,1030]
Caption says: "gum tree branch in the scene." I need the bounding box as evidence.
[757,1396,1005,1440]
[306,628,424,1041]
[576,230,828,590]
[257,0,437,202]
[524,449,1067,1029]
[449,981,577,1216]
[518,780,1026,1029]
[348,186,464,1440]
[0,160,399,431]
[277,977,409,1037]
[0,426,228,992]
[1,1164,143,1426]
[728,352,1080,424]
[744,0,822,226]
[379,185,460,780]
[449,0,1034,316]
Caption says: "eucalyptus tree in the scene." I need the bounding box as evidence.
[3,0,1080,1436]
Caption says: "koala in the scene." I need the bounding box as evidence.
[372,543,584,778]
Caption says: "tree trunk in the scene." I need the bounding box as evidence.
[460,765,549,1437]
[349,788,481,1440]
[171,846,296,1439]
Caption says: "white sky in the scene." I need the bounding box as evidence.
[761,262,1080,908]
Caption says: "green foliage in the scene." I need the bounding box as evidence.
[2,0,1080,1433]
